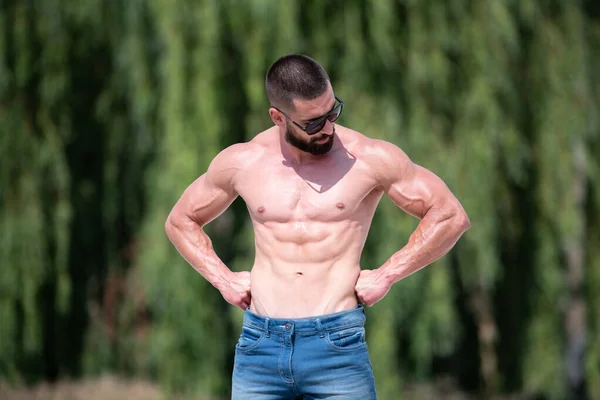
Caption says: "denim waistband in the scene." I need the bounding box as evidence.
[243,305,366,335]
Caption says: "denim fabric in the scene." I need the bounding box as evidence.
[231,305,377,399]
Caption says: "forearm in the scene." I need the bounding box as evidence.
[165,216,232,290]
[380,207,470,284]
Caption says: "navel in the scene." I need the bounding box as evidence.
[257,206,265,214]
[336,202,345,210]
[296,272,303,277]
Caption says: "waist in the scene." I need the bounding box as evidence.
[249,264,360,318]
[242,305,366,335]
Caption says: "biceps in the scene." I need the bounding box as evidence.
[171,174,237,227]
[386,165,451,219]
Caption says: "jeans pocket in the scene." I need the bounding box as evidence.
[236,325,265,352]
[326,325,367,352]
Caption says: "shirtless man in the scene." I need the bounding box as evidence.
[165,54,470,399]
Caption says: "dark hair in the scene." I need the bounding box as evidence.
[265,54,330,111]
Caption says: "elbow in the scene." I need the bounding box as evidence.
[456,207,470,233]
[165,210,203,240]
[164,210,185,240]
[442,201,470,234]
[165,214,176,240]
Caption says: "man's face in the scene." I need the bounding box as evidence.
[284,122,335,155]
[283,90,337,156]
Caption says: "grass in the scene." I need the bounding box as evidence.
[0,375,533,400]
[0,375,219,400]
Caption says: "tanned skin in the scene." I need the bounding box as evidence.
[165,85,470,318]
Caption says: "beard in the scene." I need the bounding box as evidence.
[284,124,335,155]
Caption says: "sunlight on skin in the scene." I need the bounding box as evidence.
[166,121,469,318]
[166,70,468,319]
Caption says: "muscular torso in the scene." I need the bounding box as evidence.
[235,126,384,318]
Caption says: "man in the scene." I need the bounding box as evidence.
[165,54,470,399]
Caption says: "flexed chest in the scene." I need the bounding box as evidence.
[237,159,377,224]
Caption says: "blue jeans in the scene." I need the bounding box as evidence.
[231,305,377,399]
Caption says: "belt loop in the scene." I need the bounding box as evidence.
[264,318,270,338]
[316,319,325,338]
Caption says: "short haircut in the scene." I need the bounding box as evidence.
[265,54,330,111]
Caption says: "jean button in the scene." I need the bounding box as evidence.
[285,323,291,330]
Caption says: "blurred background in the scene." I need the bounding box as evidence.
[1,0,599,399]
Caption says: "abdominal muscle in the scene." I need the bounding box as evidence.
[248,221,364,318]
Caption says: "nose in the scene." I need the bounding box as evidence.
[320,119,335,135]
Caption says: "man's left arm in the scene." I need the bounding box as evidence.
[355,140,470,306]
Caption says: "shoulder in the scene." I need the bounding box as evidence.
[211,141,264,167]
[207,140,266,187]
[339,127,412,188]
[210,126,282,172]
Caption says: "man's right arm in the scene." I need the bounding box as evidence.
[165,144,252,309]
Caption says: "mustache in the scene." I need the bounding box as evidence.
[312,128,335,142]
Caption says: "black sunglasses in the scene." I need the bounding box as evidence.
[274,96,344,135]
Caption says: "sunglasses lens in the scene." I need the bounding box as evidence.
[306,119,327,135]
[327,103,342,122]
[306,104,343,134]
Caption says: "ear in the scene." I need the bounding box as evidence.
[269,108,286,127]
